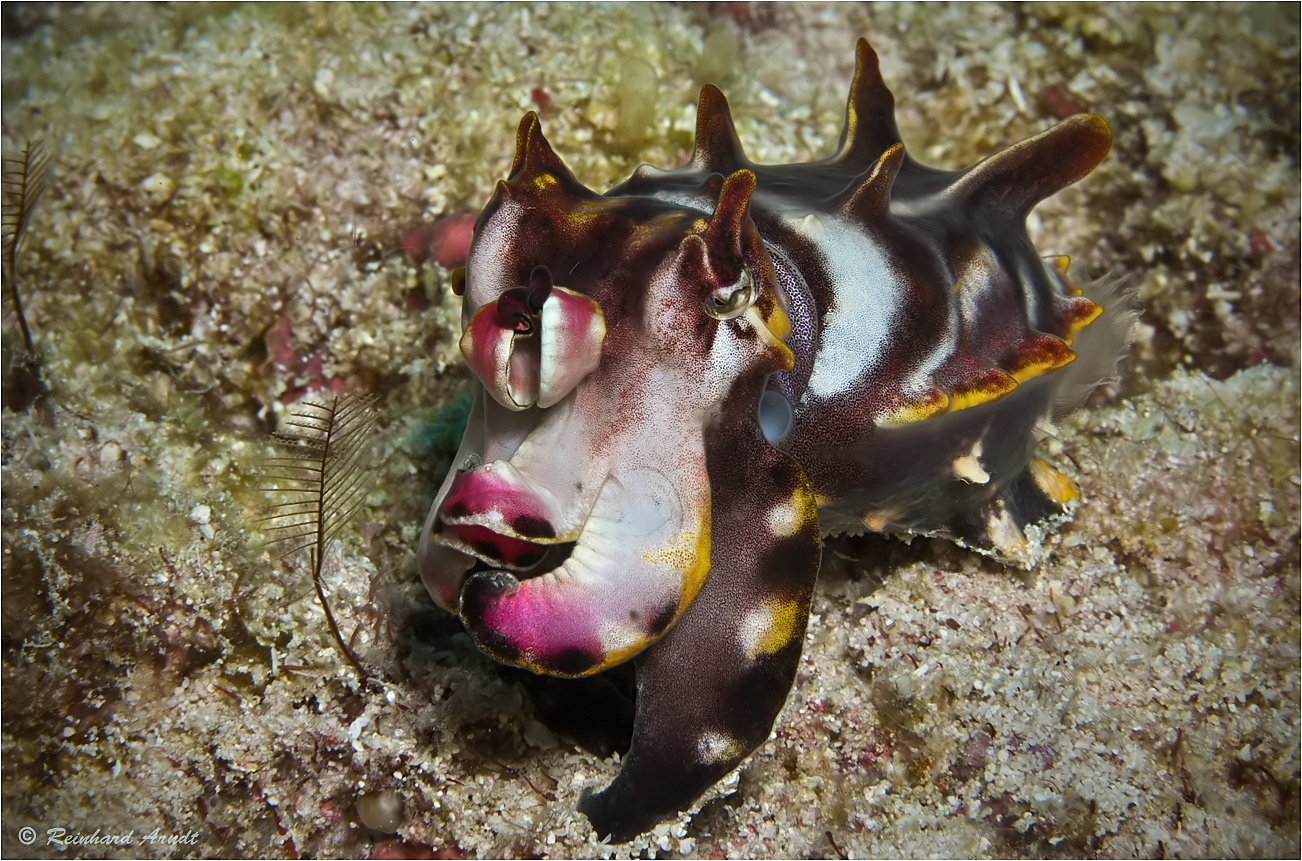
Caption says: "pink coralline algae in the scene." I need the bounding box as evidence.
[403,213,478,268]
[262,315,350,401]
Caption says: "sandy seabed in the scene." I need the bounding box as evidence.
[2,3,1298,858]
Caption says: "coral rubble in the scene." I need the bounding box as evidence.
[2,3,1297,858]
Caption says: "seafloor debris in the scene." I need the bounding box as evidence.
[1,139,51,410]
[2,138,48,355]
[258,393,380,682]
[1,3,1297,859]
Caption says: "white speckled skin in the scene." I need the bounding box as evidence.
[419,37,1130,843]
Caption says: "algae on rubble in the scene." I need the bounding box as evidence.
[2,3,1298,859]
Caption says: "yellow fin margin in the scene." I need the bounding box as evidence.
[1029,460,1081,506]
[949,370,1019,412]
[1008,336,1077,383]
[876,388,950,428]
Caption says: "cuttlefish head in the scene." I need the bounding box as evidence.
[417,113,793,677]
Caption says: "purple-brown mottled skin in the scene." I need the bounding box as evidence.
[417,38,1130,841]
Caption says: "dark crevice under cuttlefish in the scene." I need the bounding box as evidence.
[418,37,1132,842]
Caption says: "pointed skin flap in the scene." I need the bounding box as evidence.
[834,37,905,163]
[701,169,758,256]
[944,113,1113,218]
[838,142,905,220]
[507,111,599,201]
[692,84,749,175]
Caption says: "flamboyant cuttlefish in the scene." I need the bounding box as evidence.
[418,38,1131,842]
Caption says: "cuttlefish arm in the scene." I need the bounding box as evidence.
[458,440,714,679]
[578,418,821,842]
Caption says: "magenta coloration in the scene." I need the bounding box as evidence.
[417,38,1131,841]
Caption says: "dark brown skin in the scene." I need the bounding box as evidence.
[419,37,1129,841]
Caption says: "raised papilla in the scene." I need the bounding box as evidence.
[418,38,1131,842]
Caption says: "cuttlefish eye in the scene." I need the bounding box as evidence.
[703,266,757,320]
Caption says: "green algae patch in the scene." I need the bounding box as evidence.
[200,167,244,202]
